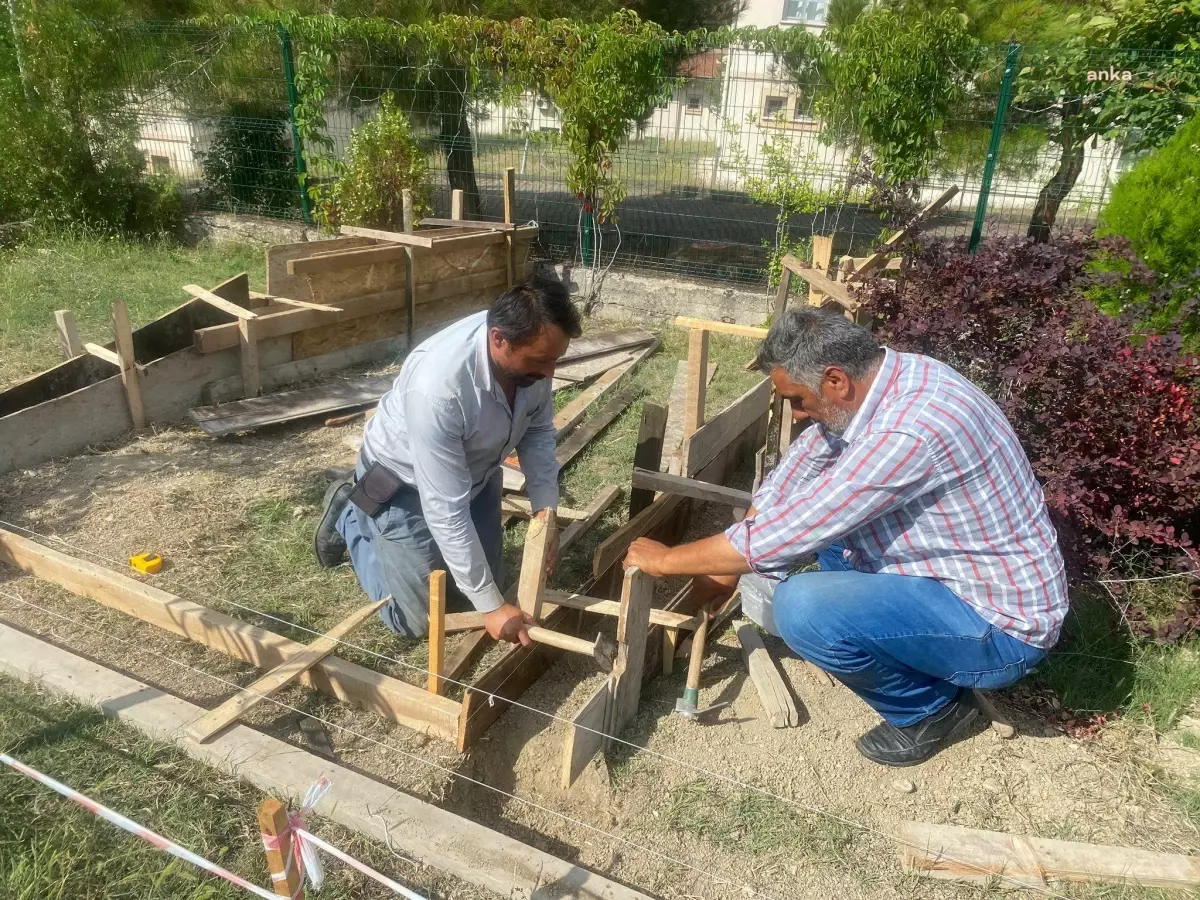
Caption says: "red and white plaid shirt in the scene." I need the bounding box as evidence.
[726,349,1068,648]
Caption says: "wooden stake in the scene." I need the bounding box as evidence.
[629,402,668,516]
[808,234,835,307]
[54,310,83,359]
[683,328,709,444]
[451,188,464,221]
[503,167,516,287]
[605,567,654,750]
[238,318,260,398]
[403,188,416,351]
[517,510,557,619]
[257,797,304,899]
[428,570,447,695]
[110,300,146,430]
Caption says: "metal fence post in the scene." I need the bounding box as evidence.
[968,43,1021,254]
[277,25,313,224]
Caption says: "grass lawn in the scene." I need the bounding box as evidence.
[0,231,263,389]
[0,675,450,900]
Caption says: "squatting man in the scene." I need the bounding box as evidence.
[314,274,581,645]
[625,309,1068,767]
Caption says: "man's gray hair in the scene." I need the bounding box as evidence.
[756,308,882,389]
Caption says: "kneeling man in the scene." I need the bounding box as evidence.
[316,275,582,646]
[626,308,1067,766]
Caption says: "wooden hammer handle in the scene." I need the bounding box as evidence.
[526,625,596,656]
[686,613,709,692]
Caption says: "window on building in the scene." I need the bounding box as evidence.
[762,96,787,119]
[686,95,703,114]
[150,155,171,175]
[783,0,827,23]
[793,95,812,121]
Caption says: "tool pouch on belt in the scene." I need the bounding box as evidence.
[347,461,403,517]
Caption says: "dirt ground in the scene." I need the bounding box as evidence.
[2,372,1198,900]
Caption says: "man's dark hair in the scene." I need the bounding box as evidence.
[756,307,882,389]
[488,273,583,344]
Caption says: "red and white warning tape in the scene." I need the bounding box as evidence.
[1,752,279,899]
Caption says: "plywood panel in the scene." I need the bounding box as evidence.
[266,237,376,301]
[292,309,408,361]
[0,376,131,474]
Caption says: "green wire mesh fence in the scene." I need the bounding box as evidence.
[104,24,1199,287]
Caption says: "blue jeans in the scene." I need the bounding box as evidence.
[335,466,504,638]
[773,546,1047,727]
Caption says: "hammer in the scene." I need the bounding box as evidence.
[526,626,615,673]
[675,611,726,720]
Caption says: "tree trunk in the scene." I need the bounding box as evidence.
[437,67,482,219]
[1027,111,1089,243]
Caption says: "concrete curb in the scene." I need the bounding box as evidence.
[0,623,651,900]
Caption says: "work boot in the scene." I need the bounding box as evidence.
[855,693,978,767]
[314,478,353,567]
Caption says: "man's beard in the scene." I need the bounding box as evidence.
[494,360,545,388]
[815,404,853,437]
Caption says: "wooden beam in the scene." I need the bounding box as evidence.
[237,318,260,398]
[500,496,589,521]
[851,185,960,280]
[605,567,654,750]
[450,189,464,221]
[54,310,83,359]
[898,821,1200,890]
[631,468,752,508]
[685,377,772,477]
[592,493,684,579]
[265,296,343,313]
[503,167,517,287]
[440,591,701,634]
[110,300,146,430]
[257,798,304,898]
[629,402,668,516]
[0,528,460,741]
[341,223,432,247]
[517,511,556,619]
[554,386,639,470]
[559,328,655,366]
[661,359,716,476]
[428,571,447,695]
[83,343,120,366]
[674,316,767,339]
[807,235,835,306]
[780,256,858,312]
[186,599,387,742]
[683,328,709,443]
[289,243,408,274]
[183,284,259,321]
[553,341,658,439]
[558,483,622,550]
[735,620,799,728]
[421,217,516,231]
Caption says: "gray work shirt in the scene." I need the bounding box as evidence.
[360,311,559,612]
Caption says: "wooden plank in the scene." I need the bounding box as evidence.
[428,570,447,695]
[632,468,752,508]
[183,285,258,321]
[898,821,1200,890]
[686,377,772,477]
[592,493,684,579]
[341,223,434,248]
[188,374,394,437]
[187,599,387,742]
[84,343,120,367]
[780,256,858,312]
[516,510,556,619]
[852,185,960,280]
[111,300,146,430]
[289,243,409,275]
[807,235,835,306]
[266,296,344,313]
[735,620,799,728]
[674,316,767,339]
[553,350,634,385]
[450,189,464,221]
[504,167,517,287]
[55,310,83,359]
[661,359,717,476]
[544,590,701,630]
[629,402,668,516]
[553,340,658,439]
[237,319,260,398]
[605,567,654,750]
[554,386,640,470]
[561,676,611,789]
[500,496,588,521]
[682,328,709,443]
[558,483,622,550]
[0,528,460,741]
[421,217,515,231]
[558,328,656,366]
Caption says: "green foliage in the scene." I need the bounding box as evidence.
[318,95,432,229]
[1102,112,1200,282]
[814,6,980,184]
[197,104,301,216]
[826,0,867,30]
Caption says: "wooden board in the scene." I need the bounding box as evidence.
[851,185,959,281]
[292,308,407,361]
[685,378,772,477]
[554,350,635,385]
[607,568,654,748]
[184,284,258,321]
[807,235,835,306]
[552,344,657,439]
[558,328,656,366]
[661,359,717,476]
[187,599,387,742]
[629,402,668,516]
[545,590,701,630]
[55,310,82,359]
[516,511,555,618]
[0,529,460,740]
[674,316,767,339]
[683,329,709,442]
[266,237,376,301]
[734,620,799,728]
[554,386,640,470]
[780,256,858,312]
[898,821,1200,890]
[592,493,685,579]
[561,676,611,789]
[632,468,752,508]
[111,300,146,429]
[189,375,395,437]
[428,571,447,695]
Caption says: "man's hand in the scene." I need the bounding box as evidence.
[534,507,559,574]
[482,603,535,646]
[624,537,672,577]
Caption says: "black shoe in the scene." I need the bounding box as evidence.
[314,478,353,567]
[855,694,979,767]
